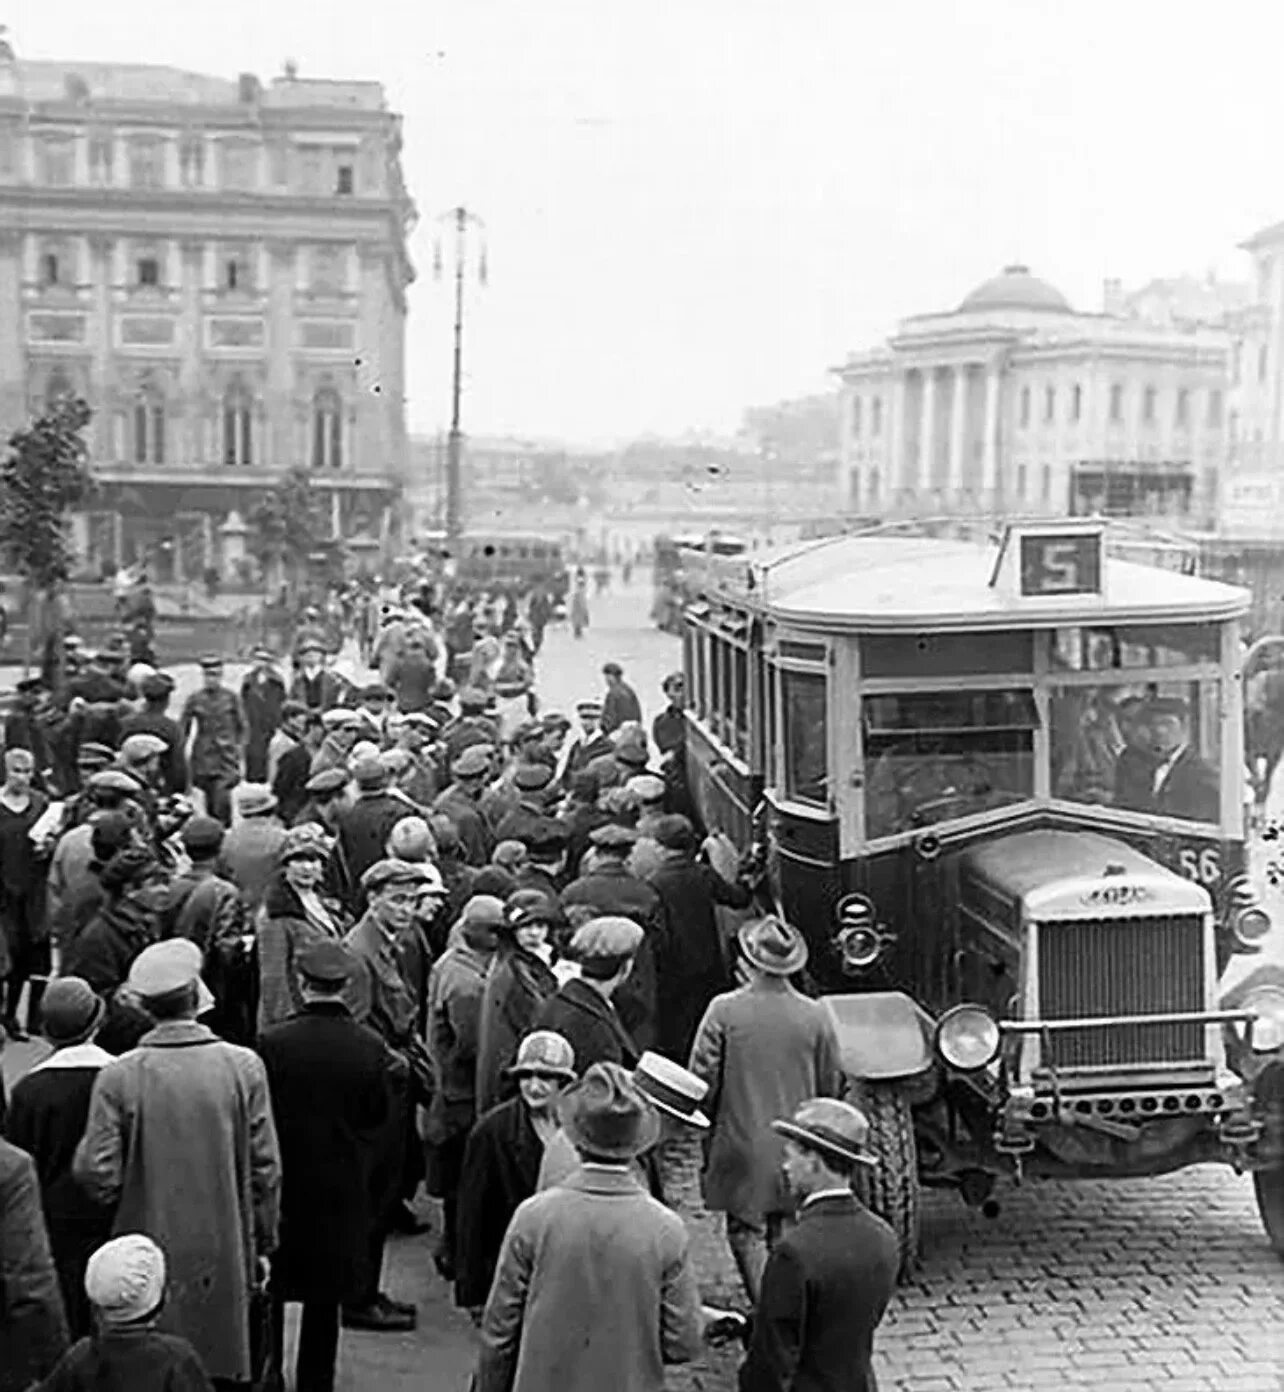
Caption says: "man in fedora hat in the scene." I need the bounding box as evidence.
[73,939,281,1388]
[739,1098,898,1392]
[477,1062,702,1392]
[455,1030,577,1319]
[218,785,287,919]
[688,916,843,1304]
[5,977,115,1337]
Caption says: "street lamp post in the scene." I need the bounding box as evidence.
[433,206,487,542]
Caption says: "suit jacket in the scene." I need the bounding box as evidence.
[258,1002,389,1302]
[454,1097,545,1308]
[738,1193,899,1392]
[476,1166,702,1392]
[475,947,559,1114]
[534,977,638,1073]
[1153,746,1219,824]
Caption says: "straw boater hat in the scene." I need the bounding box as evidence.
[738,915,808,976]
[772,1098,878,1170]
[560,1062,661,1160]
[633,1051,709,1129]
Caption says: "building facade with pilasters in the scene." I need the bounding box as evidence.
[0,45,415,581]
[836,265,1229,527]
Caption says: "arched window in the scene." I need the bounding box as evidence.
[223,381,254,468]
[132,384,165,465]
[311,388,342,470]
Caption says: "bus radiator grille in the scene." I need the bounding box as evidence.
[1035,915,1206,1069]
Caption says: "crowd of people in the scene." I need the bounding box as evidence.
[0,574,900,1392]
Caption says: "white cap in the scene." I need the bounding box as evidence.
[84,1234,166,1324]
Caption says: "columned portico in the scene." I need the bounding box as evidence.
[948,364,968,496]
[917,367,937,491]
[981,361,1001,502]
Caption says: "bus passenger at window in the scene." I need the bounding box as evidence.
[1148,698,1217,824]
[1112,697,1157,812]
[1054,691,1121,805]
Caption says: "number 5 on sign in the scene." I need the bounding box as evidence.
[1178,846,1220,885]
[1017,534,1102,597]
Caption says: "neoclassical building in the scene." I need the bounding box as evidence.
[0,44,415,580]
[835,265,1229,526]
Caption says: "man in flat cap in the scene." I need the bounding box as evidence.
[440,689,501,771]
[338,759,416,913]
[493,762,557,848]
[310,709,362,779]
[561,824,664,1052]
[267,702,316,825]
[434,745,497,869]
[599,661,643,737]
[179,658,246,827]
[535,915,644,1072]
[240,648,287,785]
[259,939,399,1365]
[289,639,348,714]
[740,1099,897,1392]
[73,940,281,1387]
[120,671,187,797]
[342,861,435,1329]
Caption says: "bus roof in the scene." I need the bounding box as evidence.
[703,532,1249,631]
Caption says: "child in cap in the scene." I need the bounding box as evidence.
[32,1234,213,1391]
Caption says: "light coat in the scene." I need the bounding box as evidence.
[688,980,844,1218]
[72,1020,281,1383]
[476,1166,702,1392]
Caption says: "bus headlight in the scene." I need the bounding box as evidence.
[1233,906,1272,948]
[935,1005,1002,1072]
[1245,986,1284,1052]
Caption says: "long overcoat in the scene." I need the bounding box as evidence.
[72,1021,281,1384]
[424,939,491,1143]
[474,946,558,1114]
[687,980,844,1220]
[454,1096,545,1309]
[258,1001,390,1303]
[0,1137,68,1392]
[476,1166,702,1392]
[534,977,638,1073]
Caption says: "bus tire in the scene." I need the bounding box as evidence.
[849,1079,920,1280]
[1253,1168,1284,1259]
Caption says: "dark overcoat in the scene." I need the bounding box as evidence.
[474,947,558,1114]
[454,1097,544,1309]
[738,1193,899,1392]
[534,977,638,1073]
[337,792,415,899]
[258,1001,390,1302]
[0,1137,68,1392]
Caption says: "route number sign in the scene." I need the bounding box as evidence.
[1018,533,1103,597]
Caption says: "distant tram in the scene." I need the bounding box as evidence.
[651,531,750,633]
[679,515,1284,1271]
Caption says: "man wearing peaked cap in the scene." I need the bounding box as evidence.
[476,1061,703,1391]
[534,916,644,1076]
[240,644,288,784]
[561,819,664,1052]
[559,697,613,786]
[687,915,844,1305]
[739,1098,898,1392]
[433,744,497,869]
[120,669,187,797]
[179,653,246,827]
[71,937,282,1385]
[258,927,399,1363]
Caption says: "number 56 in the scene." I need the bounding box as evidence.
[1178,846,1220,885]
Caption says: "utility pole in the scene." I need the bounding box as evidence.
[434,206,487,542]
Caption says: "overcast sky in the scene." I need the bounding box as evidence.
[9,1,1284,442]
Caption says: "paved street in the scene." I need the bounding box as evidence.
[4,573,1284,1389]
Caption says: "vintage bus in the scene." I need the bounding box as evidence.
[680,516,1284,1271]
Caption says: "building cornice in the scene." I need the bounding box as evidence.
[0,98,395,135]
[92,465,399,490]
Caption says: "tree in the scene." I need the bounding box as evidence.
[0,396,96,683]
[247,466,326,595]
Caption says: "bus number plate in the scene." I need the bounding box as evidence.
[1019,534,1103,597]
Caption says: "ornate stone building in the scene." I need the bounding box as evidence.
[0,44,415,580]
[835,264,1229,528]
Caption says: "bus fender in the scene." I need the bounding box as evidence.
[819,992,935,1082]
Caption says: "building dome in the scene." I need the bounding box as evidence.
[959,264,1071,314]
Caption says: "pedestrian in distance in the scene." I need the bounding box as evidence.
[4,978,115,1339]
[738,1098,899,1392]
[600,662,643,735]
[258,939,392,1390]
[454,1029,578,1321]
[72,939,281,1388]
[475,1061,703,1392]
[31,1234,214,1392]
[688,916,844,1305]
[179,657,246,828]
[239,648,287,785]
[0,745,52,1039]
